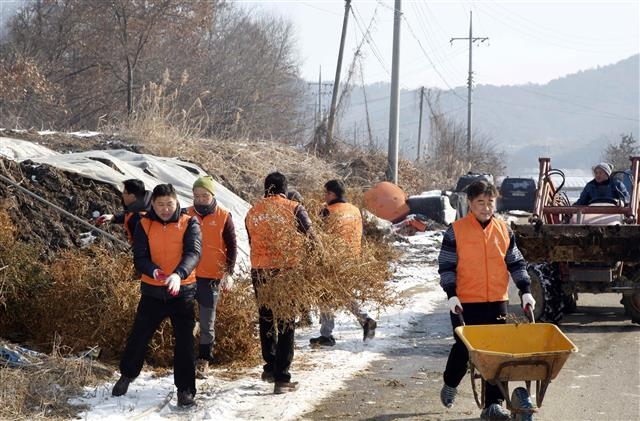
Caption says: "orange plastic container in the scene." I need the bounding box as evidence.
[363,181,410,223]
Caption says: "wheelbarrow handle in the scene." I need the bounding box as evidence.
[457,311,465,326]
[524,304,535,323]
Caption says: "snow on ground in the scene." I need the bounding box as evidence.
[72,231,445,421]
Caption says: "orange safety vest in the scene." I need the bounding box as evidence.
[246,195,304,269]
[124,211,146,245]
[187,205,229,279]
[139,214,197,287]
[452,213,510,303]
[325,202,363,256]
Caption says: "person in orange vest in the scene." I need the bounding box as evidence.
[95,179,152,245]
[309,179,377,347]
[437,180,535,420]
[112,183,202,408]
[186,175,237,379]
[245,172,318,395]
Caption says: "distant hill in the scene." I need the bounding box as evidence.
[326,55,639,174]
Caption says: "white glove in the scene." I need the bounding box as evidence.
[165,273,181,296]
[153,269,167,281]
[522,293,536,311]
[448,296,463,314]
[221,273,234,293]
[95,214,113,225]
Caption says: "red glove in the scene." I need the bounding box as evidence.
[153,269,167,281]
[95,214,113,226]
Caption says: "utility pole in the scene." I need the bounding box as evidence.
[326,0,351,150]
[317,66,322,126]
[308,67,333,128]
[450,11,488,157]
[387,0,401,184]
[416,86,424,162]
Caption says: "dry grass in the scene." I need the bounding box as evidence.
[0,339,111,420]
[250,197,400,325]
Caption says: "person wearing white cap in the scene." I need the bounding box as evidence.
[573,162,630,205]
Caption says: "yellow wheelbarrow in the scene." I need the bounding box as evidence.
[455,321,578,421]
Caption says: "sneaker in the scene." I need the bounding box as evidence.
[261,370,275,383]
[480,403,511,420]
[309,335,336,347]
[195,359,209,379]
[273,381,299,394]
[111,375,133,397]
[362,317,377,341]
[440,384,457,408]
[177,390,196,407]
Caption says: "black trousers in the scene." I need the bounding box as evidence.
[119,293,197,394]
[252,269,295,383]
[443,301,507,407]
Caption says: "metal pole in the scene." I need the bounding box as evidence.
[0,172,130,249]
[417,86,424,162]
[466,11,473,157]
[450,10,488,160]
[318,66,322,124]
[387,0,401,183]
[326,0,351,149]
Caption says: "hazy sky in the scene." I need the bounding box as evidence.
[248,0,640,90]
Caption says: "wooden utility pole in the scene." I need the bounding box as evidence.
[416,86,424,162]
[387,0,401,183]
[326,0,351,150]
[450,11,488,157]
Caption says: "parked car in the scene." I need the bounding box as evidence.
[497,177,536,212]
[450,172,494,219]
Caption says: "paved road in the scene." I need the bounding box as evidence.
[304,293,640,421]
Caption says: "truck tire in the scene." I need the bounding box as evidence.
[621,292,640,324]
[527,263,564,324]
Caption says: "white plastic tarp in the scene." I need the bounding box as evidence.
[0,137,250,272]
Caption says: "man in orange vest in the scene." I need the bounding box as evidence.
[112,184,201,408]
[309,179,377,347]
[438,180,535,420]
[187,175,237,379]
[95,179,151,245]
[245,172,317,394]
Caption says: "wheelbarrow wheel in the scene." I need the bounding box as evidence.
[511,386,534,421]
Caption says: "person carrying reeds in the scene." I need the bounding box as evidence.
[245,171,318,395]
[309,179,377,347]
[112,183,202,408]
[186,175,238,379]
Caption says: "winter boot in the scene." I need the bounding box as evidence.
[112,375,133,397]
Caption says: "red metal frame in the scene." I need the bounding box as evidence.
[530,157,640,225]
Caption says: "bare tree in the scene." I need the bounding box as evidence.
[604,133,638,170]
[424,89,505,188]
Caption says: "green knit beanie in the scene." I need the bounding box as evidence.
[193,175,216,196]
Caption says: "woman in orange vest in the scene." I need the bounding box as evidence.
[309,179,377,347]
[186,175,237,379]
[112,184,201,408]
[437,180,535,420]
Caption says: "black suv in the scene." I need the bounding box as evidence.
[498,177,536,212]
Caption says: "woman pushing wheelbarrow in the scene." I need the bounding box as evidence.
[437,180,577,420]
